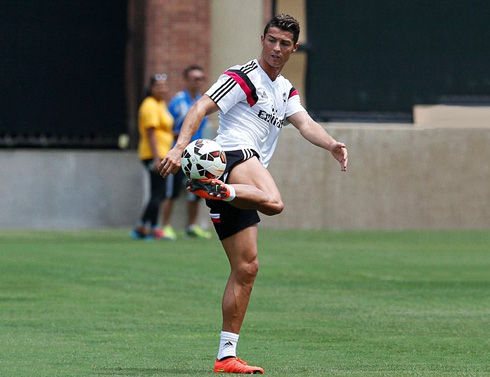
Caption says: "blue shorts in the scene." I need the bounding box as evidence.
[206,149,261,240]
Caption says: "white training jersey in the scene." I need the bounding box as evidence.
[205,59,306,167]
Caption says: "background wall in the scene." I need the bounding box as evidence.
[210,0,265,80]
[0,151,144,229]
[1,1,488,231]
[264,124,490,229]
[1,124,488,230]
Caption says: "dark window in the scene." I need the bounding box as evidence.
[0,1,127,148]
[305,0,490,122]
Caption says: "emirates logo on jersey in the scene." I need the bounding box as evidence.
[258,107,284,129]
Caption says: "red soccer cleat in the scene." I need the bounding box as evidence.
[186,178,231,200]
[213,357,264,374]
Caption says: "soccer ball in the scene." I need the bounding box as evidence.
[181,139,226,179]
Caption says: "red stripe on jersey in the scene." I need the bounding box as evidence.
[224,70,257,106]
[288,87,299,99]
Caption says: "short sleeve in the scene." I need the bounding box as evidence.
[139,100,159,130]
[205,73,247,114]
[285,87,306,118]
[168,95,187,133]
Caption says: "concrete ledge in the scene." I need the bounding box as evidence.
[414,105,490,128]
[1,124,489,230]
[0,150,144,229]
[261,124,490,230]
[0,149,211,230]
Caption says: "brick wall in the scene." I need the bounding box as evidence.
[144,0,211,98]
[126,0,271,144]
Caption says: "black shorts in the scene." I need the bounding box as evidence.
[207,149,261,240]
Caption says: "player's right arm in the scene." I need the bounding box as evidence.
[288,111,348,172]
[158,95,219,178]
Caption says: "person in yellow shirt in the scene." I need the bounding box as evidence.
[131,74,174,240]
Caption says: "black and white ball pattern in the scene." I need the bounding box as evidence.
[181,139,226,179]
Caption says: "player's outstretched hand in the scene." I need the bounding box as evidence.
[330,142,348,171]
[158,147,182,178]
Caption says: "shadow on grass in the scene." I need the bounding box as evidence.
[92,366,210,375]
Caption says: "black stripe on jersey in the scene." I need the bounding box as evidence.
[288,86,299,99]
[210,77,236,103]
[241,60,257,74]
[226,69,259,105]
[209,61,258,104]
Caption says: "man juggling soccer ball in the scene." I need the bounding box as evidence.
[159,13,348,374]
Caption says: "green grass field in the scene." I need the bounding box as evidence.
[0,229,489,376]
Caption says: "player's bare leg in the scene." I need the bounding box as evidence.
[221,225,259,334]
[213,225,264,374]
[188,157,284,216]
[227,157,283,215]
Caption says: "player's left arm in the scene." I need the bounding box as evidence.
[158,95,219,178]
[288,111,348,171]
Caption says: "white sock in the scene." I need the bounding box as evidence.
[217,331,239,360]
[223,185,236,202]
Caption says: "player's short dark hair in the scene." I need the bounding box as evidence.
[263,13,300,44]
[183,65,204,78]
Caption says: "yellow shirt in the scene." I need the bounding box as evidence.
[137,96,174,160]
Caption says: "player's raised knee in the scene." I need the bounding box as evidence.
[262,199,284,216]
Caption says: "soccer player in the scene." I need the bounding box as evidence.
[159,14,348,374]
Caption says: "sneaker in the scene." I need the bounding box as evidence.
[130,226,148,240]
[149,227,172,241]
[186,225,212,239]
[163,225,177,241]
[186,179,231,200]
[213,357,264,374]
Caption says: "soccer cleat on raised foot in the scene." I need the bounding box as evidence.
[213,357,264,374]
[186,178,231,200]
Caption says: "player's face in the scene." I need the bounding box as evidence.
[260,26,299,68]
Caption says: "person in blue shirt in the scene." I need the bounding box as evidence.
[161,65,212,240]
